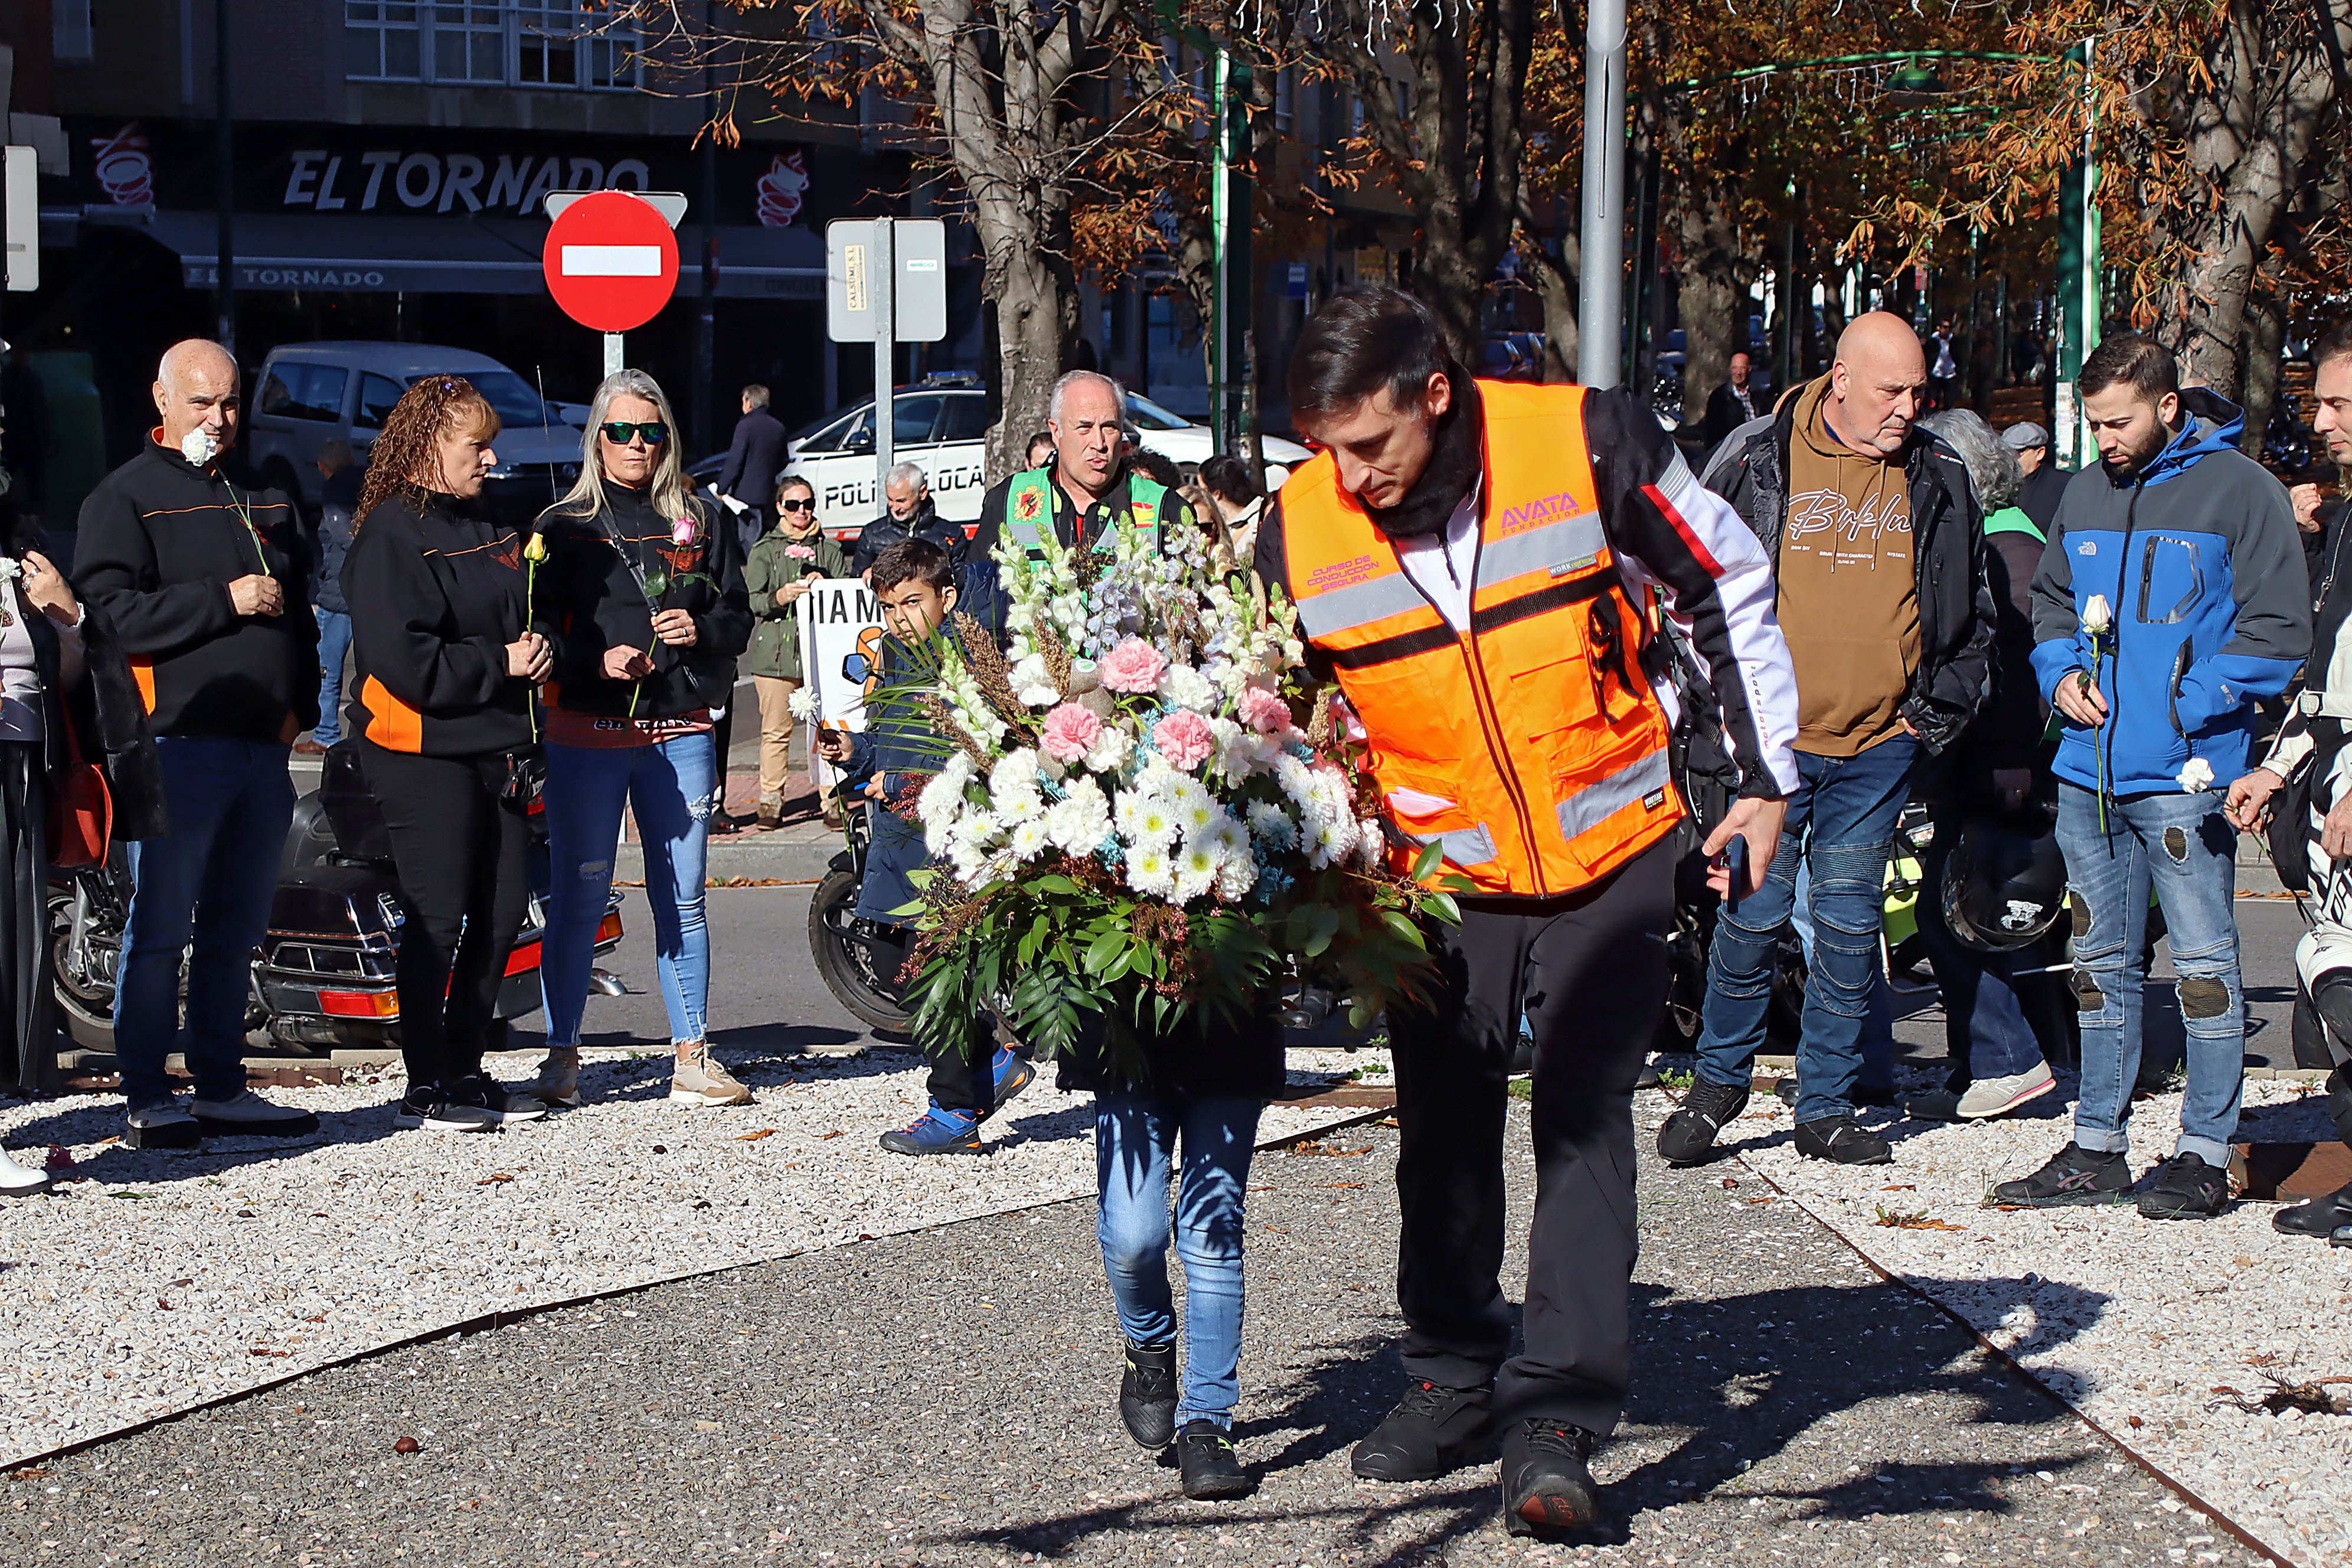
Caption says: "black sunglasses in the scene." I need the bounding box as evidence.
[600,420,669,446]
[779,496,816,512]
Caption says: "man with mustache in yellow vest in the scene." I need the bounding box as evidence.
[1255,290,1800,1534]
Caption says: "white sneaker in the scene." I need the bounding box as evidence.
[1955,1061,2058,1119]
[190,1089,321,1139]
[0,1146,49,1196]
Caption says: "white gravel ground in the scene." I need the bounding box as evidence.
[0,1046,1377,1469]
[1711,1075,2352,1568]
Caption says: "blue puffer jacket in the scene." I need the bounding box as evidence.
[2028,388,2311,797]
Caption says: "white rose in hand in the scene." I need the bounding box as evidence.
[2082,593,2112,635]
[2177,757,2215,794]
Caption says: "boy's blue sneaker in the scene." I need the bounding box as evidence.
[879,1102,984,1157]
[992,1044,1034,1111]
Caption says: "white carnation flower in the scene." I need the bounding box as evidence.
[2177,757,2214,793]
[1010,652,1061,708]
[1046,779,1112,855]
[1356,816,1386,870]
[1158,662,1219,713]
[1215,847,1259,902]
[1083,725,1133,773]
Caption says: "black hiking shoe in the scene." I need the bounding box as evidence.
[1655,1079,1750,1166]
[2274,1178,2352,1238]
[1350,1380,1493,1482]
[1990,1144,2133,1208]
[1501,1419,1602,1537]
[1177,1419,1253,1500]
[2137,1152,2229,1220]
[1118,1340,1178,1448]
[1793,1114,1893,1165]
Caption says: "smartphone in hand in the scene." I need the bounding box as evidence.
[1715,836,1750,910]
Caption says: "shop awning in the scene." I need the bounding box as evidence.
[138,210,826,299]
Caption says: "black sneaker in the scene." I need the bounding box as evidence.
[1501,1419,1601,1537]
[392,1089,498,1134]
[2138,1152,2229,1220]
[2273,1179,2352,1238]
[1350,1379,1493,1482]
[443,1076,548,1125]
[1176,1419,1253,1500]
[1905,1086,1965,1122]
[1655,1079,1750,1166]
[1991,1143,2133,1207]
[190,1090,319,1139]
[124,1102,202,1151]
[1118,1340,1178,1448]
[1777,1079,1897,1109]
[1793,1114,1893,1165]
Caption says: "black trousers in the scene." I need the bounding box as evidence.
[871,921,992,1112]
[1387,836,1674,1438]
[359,741,533,1093]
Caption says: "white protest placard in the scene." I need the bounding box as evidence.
[795,577,886,798]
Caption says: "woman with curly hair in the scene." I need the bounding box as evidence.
[343,375,552,1133]
[523,370,752,1110]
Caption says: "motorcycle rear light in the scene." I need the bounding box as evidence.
[504,941,541,978]
[318,989,398,1018]
[597,913,622,943]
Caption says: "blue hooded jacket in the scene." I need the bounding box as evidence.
[2027,388,2311,797]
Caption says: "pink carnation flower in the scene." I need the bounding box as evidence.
[1099,638,1169,694]
[783,543,816,561]
[1237,684,1292,734]
[1152,710,1218,771]
[1039,702,1103,764]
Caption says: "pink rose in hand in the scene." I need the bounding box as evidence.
[1152,709,1218,772]
[1099,637,1169,695]
[1040,702,1103,764]
[1237,684,1292,735]
[672,517,698,547]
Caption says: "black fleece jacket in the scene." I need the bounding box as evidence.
[342,491,535,757]
[72,437,319,741]
[531,476,752,721]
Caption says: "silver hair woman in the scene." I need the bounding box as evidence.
[549,369,698,525]
[524,366,755,1114]
[1917,409,2023,514]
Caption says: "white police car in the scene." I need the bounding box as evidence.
[776,379,1308,538]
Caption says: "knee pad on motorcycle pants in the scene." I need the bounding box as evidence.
[2294,927,2352,1070]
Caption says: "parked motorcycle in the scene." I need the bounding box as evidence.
[48,746,625,1057]
[808,802,913,1033]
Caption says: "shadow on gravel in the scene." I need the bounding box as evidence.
[1752,1457,2030,1519]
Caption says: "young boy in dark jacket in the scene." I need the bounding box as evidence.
[813,537,1031,1154]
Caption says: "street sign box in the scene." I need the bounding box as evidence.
[826,218,946,344]
[5,147,35,293]
[542,189,680,333]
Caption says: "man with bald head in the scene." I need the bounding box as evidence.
[1660,311,1992,1169]
[968,370,1197,566]
[74,338,319,1148]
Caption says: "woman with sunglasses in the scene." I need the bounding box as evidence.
[743,474,845,828]
[525,370,753,1110]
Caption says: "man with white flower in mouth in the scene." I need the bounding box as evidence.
[72,339,321,1149]
[1998,331,2308,1220]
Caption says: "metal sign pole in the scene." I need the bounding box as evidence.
[604,331,623,379]
[1577,0,1628,389]
[873,217,894,516]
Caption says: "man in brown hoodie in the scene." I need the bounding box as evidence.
[1661,313,1992,1168]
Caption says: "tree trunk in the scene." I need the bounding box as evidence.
[1672,192,1746,426]
[982,231,1079,480]
[2239,282,2286,460]
[2151,0,2334,397]
[1523,229,1580,383]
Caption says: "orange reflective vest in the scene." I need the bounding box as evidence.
[1282,380,1681,896]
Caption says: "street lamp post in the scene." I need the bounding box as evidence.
[1577,0,1628,388]
[2053,37,2101,468]
[1208,47,1252,456]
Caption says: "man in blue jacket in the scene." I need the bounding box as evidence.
[2001,332,2309,1219]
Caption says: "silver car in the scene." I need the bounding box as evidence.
[244,341,587,522]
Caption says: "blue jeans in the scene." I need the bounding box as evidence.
[313,608,352,746]
[115,737,296,1108]
[1095,1092,1264,1427]
[1790,858,1896,1092]
[2054,781,2244,1168]
[1697,736,1917,1122]
[1916,834,2049,1083]
[540,733,715,1048]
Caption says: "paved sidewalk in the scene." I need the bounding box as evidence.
[0,1098,2263,1566]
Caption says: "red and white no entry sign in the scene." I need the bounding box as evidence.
[542,190,680,333]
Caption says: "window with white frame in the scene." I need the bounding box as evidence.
[345,1,640,89]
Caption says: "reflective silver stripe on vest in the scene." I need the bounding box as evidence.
[1409,824,1500,867]
[1554,745,1672,845]
[1478,509,1608,587]
[1296,572,1432,639]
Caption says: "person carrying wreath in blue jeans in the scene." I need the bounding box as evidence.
[523,369,753,1111]
[2000,332,2308,1220]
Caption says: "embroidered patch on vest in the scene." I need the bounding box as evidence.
[1305,555,1381,593]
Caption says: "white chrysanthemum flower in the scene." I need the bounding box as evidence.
[1118,789,1181,849]
[1008,816,1052,859]
[788,687,818,721]
[1173,841,1219,902]
[1126,842,1178,899]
